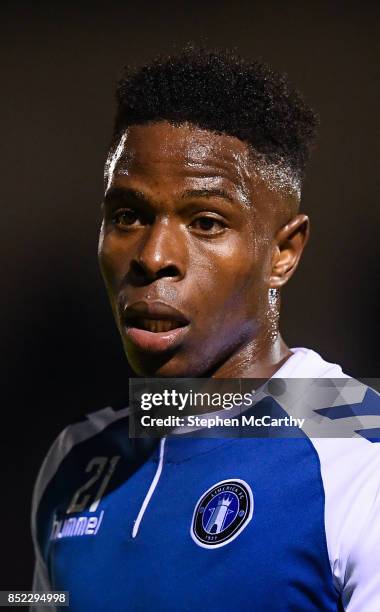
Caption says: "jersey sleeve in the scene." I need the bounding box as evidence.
[30,405,127,610]
[30,426,71,610]
[342,473,380,611]
[311,433,380,612]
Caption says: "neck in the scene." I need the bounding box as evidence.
[210,333,292,379]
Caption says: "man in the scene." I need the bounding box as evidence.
[31,48,380,611]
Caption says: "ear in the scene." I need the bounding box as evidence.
[269,214,310,288]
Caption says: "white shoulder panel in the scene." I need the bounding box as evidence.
[311,437,380,611]
[277,348,380,609]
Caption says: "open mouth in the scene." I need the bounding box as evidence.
[121,300,190,352]
[127,318,187,333]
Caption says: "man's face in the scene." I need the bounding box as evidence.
[99,121,283,377]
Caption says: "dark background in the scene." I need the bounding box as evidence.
[1,0,379,591]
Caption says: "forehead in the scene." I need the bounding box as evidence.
[105,121,254,194]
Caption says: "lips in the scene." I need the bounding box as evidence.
[128,319,183,333]
[121,301,190,352]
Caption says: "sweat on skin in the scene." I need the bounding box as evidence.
[98,121,309,379]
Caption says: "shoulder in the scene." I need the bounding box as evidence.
[309,385,380,609]
[31,405,130,542]
[275,349,380,607]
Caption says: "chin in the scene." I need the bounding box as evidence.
[126,350,205,378]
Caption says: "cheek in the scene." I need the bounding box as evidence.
[182,238,270,359]
[98,229,131,290]
[190,233,269,303]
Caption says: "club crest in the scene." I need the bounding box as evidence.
[191,479,254,549]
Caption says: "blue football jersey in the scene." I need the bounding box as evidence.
[31,349,380,611]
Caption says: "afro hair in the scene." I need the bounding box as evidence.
[112,47,319,181]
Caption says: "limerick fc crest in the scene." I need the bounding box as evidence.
[191,479,253,549]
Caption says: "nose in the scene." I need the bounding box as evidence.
[130,218,186,284]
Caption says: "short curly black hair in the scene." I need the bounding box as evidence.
[112,47,318,183]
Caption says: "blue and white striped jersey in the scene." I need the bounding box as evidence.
[31,348,380,611]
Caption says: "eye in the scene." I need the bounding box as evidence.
[190,215,226,235]
[112,209,142,228]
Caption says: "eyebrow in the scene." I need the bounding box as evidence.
[179,188,235,204]
[104,186,249,208]
[104,187,147,203]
